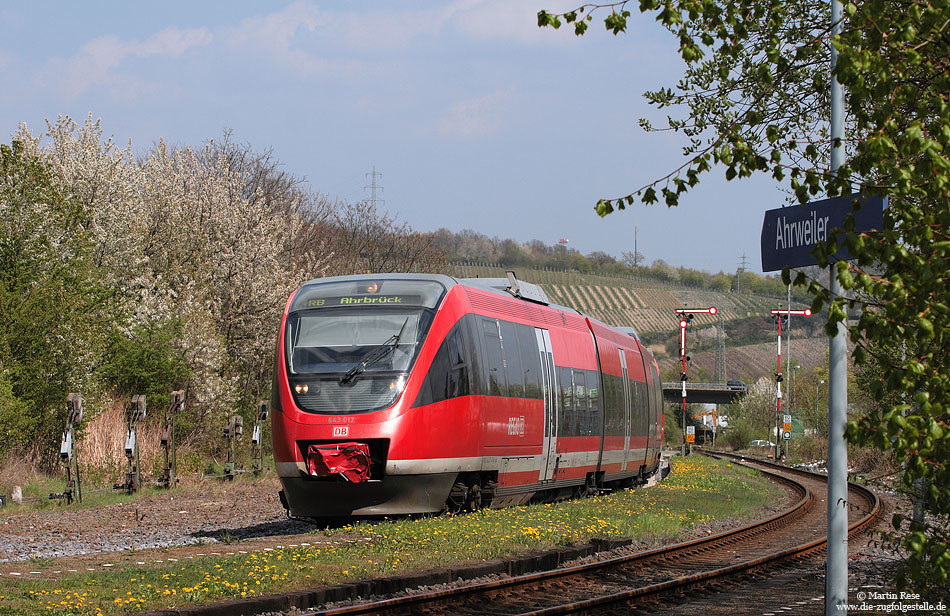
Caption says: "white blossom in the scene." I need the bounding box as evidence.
[14,115,329,425]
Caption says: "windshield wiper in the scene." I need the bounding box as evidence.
[339,318,409,385]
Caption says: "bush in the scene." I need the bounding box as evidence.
[723,417,757,451]
[0,141,107,465]
[663,410,682,447]
[98,319,191,411]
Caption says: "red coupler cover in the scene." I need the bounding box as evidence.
[307,442,371,483]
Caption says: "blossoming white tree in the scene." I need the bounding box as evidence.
[15,115,328,437]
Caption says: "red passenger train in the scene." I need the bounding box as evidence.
[272,273,664,519]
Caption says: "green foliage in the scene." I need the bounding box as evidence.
[540,0,950,595]
[98,319,192,409]
[0,372,30,451]
[663,410,682,445]
[723,416,756,451]
[0,141,108,462]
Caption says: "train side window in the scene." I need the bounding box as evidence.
[629,376,640,435]
[573,369,588,436]
[604,373,622,435]
[414,325,470,406]
[588,370,601,434]
[481,318,508,397]
[517,324,542,400]
[447,329,470,399]
[637,377,651,431]
[558,366,575,435]
[499,320,524,398]
[462,314,484,396]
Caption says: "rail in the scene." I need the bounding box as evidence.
[294,455,879,616]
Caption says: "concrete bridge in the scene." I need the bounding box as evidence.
[661,382,747,405]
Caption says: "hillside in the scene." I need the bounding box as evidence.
[452,263,811,332]
[452,263,825,382]
[658,337,830,383]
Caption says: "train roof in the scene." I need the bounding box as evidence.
[298,271,553,303]
[295,271,583,319]
[615,326,642,342]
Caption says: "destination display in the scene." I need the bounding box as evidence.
[760,194,885,271]
[302,295,422,308]
[290,279,447,312]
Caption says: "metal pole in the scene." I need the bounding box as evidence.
[170,415,177,486]
[826,0,849,610]
[680,317,688,456]
[776,316,783,461]
[791,366,796,410]
[786,285,793,464]
[787,284,793,401]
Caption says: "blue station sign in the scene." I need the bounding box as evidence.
[760,194,885,272]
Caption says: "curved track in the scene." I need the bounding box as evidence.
[302,454,879,616]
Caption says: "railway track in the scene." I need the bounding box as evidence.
[302,453,879,616]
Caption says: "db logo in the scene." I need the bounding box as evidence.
[507,416,526,437]
[332,426,349,437]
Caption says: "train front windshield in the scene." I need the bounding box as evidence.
[284,279,444,413]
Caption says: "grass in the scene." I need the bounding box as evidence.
[0,455,783,615]
[0,478,153,517]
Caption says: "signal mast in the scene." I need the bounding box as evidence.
[675,307,717,454]
[770,308,813,461]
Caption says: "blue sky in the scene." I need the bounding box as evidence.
[0,1,787,274]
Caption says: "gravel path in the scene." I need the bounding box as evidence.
[0,476,316,564]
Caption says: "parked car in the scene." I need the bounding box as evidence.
[748,439,775,448]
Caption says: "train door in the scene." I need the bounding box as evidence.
[536,328,559,481]
[618,349,632,472]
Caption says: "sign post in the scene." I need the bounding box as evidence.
[760,194,884,271]
[757,4,883,607]
[783,413,793,458]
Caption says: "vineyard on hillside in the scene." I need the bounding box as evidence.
[451,263,807,333]
[658,337,834,383]
[451,263,827,383]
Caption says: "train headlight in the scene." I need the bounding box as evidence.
[294,383,310,394]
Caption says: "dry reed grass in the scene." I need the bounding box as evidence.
[0,398,238,491]
[0,444,43,492]
[76,400,164,481]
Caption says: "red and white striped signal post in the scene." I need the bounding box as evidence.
[675,307,717,454]
[770,308,812,460]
